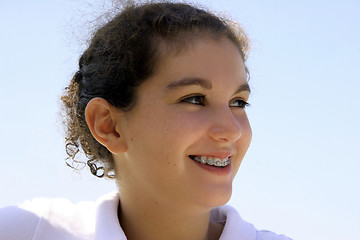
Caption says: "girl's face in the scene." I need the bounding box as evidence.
[115,37,252,210]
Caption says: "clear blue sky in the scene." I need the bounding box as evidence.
[0,0,359,239]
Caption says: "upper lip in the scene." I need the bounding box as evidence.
[189,152,233,159]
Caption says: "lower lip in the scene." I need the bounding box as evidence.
[190,157,232,176]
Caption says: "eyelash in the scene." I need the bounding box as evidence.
[180,95,250,108]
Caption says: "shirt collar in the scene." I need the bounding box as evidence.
[95,192,126,240]
[211,205,256,240]
[95,192,256,240]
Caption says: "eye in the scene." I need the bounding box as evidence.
[180,95,206,106]
[229,99,250,108]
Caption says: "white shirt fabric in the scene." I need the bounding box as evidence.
[0,192,291,240]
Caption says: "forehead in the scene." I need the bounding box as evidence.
[149,37,248,86]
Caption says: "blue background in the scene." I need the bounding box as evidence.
[0,0,359,239]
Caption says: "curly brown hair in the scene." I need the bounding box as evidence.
[61,1,250,179]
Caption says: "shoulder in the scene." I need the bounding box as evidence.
[211,205,292,240]
[0,197,97,240]
[0,202,42,240]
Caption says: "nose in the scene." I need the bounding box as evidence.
[207,107,242,143]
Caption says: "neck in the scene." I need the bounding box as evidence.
[118,191,222,240]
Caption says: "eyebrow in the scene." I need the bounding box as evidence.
[234,82,251,94]
[166,77,251,94]
[166,77,212,90]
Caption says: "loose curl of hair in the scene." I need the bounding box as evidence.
[61,0,250,179]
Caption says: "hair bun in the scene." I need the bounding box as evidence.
[74,71,83,83]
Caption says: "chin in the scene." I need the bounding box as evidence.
[195,185,233,209]
[212,192,232,207]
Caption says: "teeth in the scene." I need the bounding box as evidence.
[191,155,231,167]
[200,156,207,164]
[215,158,222,167]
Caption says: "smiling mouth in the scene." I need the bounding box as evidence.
[189,155,231,168]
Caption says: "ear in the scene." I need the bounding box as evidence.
[85,97,126,154]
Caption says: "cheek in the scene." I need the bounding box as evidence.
[157,112,205,152]
[241,115,252,149]
[243,116,252,145]
[126,108,202,158]
[232,114,252,170]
